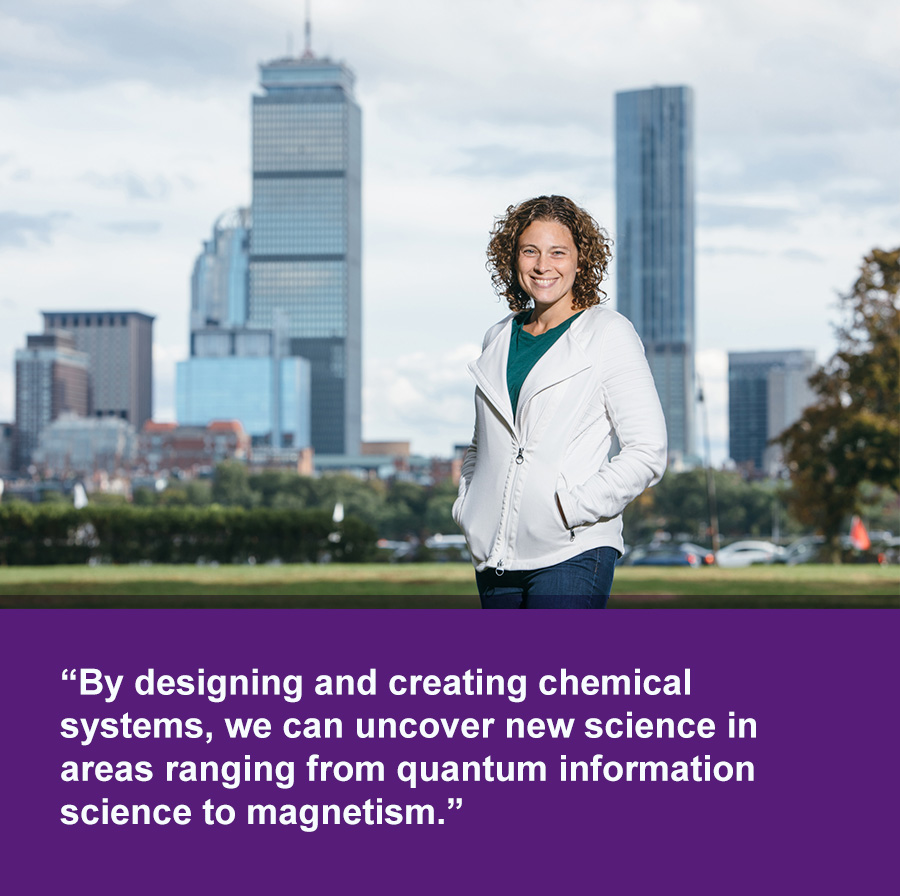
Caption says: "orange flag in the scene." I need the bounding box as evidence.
[849,516,871,551]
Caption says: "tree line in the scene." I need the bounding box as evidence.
[0,503,376,566]
[134,467,461,542]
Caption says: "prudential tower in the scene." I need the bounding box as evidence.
[248,37,362,455]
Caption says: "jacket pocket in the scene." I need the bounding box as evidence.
[455,484,494,567]
[555,471,585,533]
[514,480,573,561]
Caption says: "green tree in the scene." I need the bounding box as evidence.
[626,469,789,545]
[380,480,427,539]
[424,479,460,535]
[86,492,129,506]
[132,487,157,506]
[38,489,68,504]
[211,462,258,508]
[309,474,386,530]
[185,480,213,506]
[249,470,307,507]
[775,247,900,561]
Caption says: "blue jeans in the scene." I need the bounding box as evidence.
[476,547,618,609]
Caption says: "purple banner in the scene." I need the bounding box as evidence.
[2,610,896,895]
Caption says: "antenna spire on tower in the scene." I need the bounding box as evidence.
[302,0,314,59]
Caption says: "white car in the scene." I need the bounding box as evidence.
[715,540,785,568]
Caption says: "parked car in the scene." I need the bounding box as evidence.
[376,538,418,562]
[679,542,716,566]
[776,535,826,566]
[715,540,785,568]
[377,535,471,563]
[625,542,712,568]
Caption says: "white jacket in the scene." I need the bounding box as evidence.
[453,305,667,572]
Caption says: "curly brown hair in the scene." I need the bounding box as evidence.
[486,195,612,311]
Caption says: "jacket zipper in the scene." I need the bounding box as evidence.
[495,443,525,575]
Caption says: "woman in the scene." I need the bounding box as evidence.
[453,195,667,608]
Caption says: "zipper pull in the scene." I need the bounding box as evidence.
[495,558,505,577]
[570,529,575,542]
[515,447,524,464]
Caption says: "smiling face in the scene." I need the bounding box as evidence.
[515,219,579,311]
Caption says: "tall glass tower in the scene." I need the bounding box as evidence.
[191,207,251,332]
[615,85,695,460]
[249,50,362,456]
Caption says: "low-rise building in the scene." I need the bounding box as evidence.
[138,420,251,474]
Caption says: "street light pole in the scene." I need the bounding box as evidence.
[697,377,721,558]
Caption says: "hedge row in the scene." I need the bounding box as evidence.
[0,504,377,565]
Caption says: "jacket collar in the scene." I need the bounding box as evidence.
[467,310,593,429]
[467,319,515,429]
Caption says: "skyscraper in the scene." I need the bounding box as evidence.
[190,208,250,333]
[615,85,695,460]
[15,331,90,469]
[41,311,154,428]
[248,47,362,456]
[728,350,816,475]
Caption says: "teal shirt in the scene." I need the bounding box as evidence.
[507,310,583,418]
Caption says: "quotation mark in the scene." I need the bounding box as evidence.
[438,798,462,824]
[62,669,77,681]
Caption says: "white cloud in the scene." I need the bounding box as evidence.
[364,344,481,456]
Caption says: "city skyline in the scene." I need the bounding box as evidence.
[1,0,897,463]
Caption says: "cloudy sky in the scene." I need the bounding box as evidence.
[1,0,897,462]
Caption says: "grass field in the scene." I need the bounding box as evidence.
[0,562,896,608]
